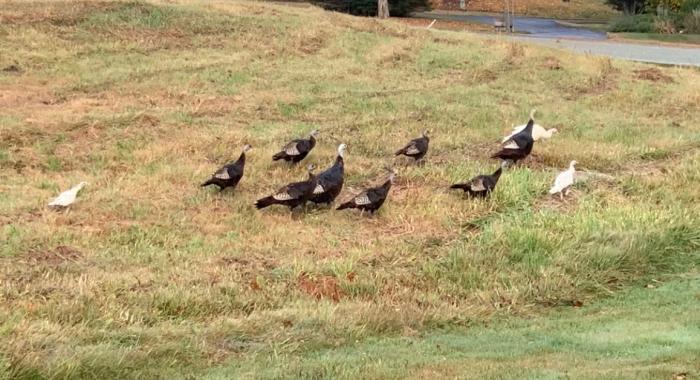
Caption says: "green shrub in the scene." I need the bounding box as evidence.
[681,9,700,32]
[609,14,656,32]
[680,0,700,13]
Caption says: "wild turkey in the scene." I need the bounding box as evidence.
[395,130,430,162]
[48,182,87,209]
[502,124,557,143]
[492,110,536,164]
[337,168,396,214]
[255,164,318,210]
[310,143,346,205]
[201,144,252,192]
[549,160,577,199]
[272,129,319,164]
[450,163,505,197]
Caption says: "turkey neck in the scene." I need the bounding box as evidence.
[492,167,503,182]
[308,135,316,148]
[380,179,392,192]
[236,151,246,165]
[523,119,534,134]
[334,154,344,169]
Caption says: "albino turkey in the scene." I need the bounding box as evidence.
[337,168,396,214]
[310,144,346,205]
[255,164,318,210]
[502,124,557,143]
[395,130,430,161]
[549,160,577,199]
[272,129,319,164]
[48,182,87,209]
[450,163,505,197]
[201,144,252,192]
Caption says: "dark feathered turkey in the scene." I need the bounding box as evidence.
[450,165,503,197]
[272,129,319,164]
[310,144,346,205]
[255,164,318,210]
[201,144,252,192]
[337,169,396,214]
[395,130,430,161]
[491,116,535,163]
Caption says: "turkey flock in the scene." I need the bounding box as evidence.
[49,109,577,213]
[196,109,576,215]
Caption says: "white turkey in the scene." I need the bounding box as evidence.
[502,124,557,143]
[549,160,577,199]
[48,182,87,209]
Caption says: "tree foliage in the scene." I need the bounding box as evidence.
[313,0,430,17]
[606,0,646,14]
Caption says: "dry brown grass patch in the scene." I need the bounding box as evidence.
[297,272,344,302]
[634,68,674,83]
[0,1,118,25]
[24,245,84,266]
[542,56,562,70]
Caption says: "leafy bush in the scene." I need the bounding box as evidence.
[681,9,700,32]
[680,0,700,13]
[646,0,683,12]
[609,14,656,32]
[314,0,430,17]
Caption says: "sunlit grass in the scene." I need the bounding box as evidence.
[0,0,698,378]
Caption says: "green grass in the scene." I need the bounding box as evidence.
[208,275,700,379]
[611,32,700,45]
[0,1,699,378]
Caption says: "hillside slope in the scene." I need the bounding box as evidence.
[0,1,698,378]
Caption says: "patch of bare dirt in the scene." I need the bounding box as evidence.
[2,64,22,75]
[24,245,83,266]
[634,68,674,83]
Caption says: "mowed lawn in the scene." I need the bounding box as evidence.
[1,1,699,379]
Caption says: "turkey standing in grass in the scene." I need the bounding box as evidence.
[201,144,252,192]
[502,124,557,143]
[492,110,536,164]
[549,160,577,200]
[310,143,346,205]
[48,182,87,209]
[272,129,319,164]
[395,130,430,162]
[255,164,318,210]
[337,168,396,215]
[450,162,505,197]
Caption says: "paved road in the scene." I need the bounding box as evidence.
[415,11,607,40]
[414,11,700,66]
[511,37,700,66]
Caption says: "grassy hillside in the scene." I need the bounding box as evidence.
[1,1,699,378]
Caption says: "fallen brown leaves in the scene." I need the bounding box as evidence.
[297,272,344,302]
